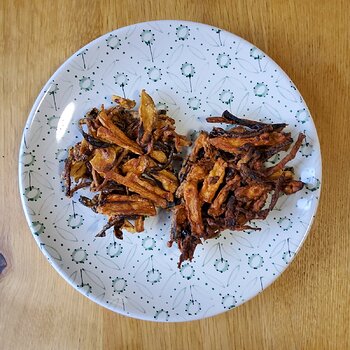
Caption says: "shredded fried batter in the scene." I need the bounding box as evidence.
[170,110,305,267]
[62,91,189,238]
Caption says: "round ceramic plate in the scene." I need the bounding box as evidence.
[19,20,321,322]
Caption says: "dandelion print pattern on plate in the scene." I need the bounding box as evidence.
[19,20,321,322]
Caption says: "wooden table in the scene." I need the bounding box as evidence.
[1,0,349,349]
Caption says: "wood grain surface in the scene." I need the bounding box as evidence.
[1,0,349,349]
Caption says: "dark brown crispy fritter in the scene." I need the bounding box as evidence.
[170,110,305,267]
[62,90,190,239]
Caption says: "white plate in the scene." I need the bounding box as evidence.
[19,20,321,322]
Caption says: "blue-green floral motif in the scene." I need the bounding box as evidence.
[181,63,195,77]
[140,29,155,62]
[106,35,121,50]
[181,63,195,92]
[180,263,195,280]
[22,152,36,167]
[250,47,265,71]
[300,141,313,157]
[106,242,123,258]
[295,109,310,124]
[185,299,200,315]
[147,66,162,82]
[219,89,234,105]
[77,50,88,69]
[176,25,190,40]
[250,47,265,60]
[254,82,268,97]
[277,217,292,231]
[146,268,161,284]
[140,29,155,45]
[305,177,321,192]
[142,236,156,250]
[31,221,45,236]
[221,294,236,309]
[187,97,201,110]
[24,186,42,201]
[48,83,59,94]
[79,77,94,91]
[214,258,229,273]
[114,72,129,87]
[216,53,231,68]
[156,102,168,111]
[114,72,129,96]
[47,115,59,130]
[71,248,88,263]
[66,214,84,229]
[212,28,223,46]
[248,254,264,269]
[112,277,127,293]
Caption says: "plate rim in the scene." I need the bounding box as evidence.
[18,19,322,322]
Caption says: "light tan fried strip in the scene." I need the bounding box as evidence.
[127,173,174,203]
[151,170,179,193]
[265,133,305,176]
[97,108,143,155]
[200,158,227,203]
[112,95,136,109]
[181,164,212,236]
[97,199,156,216]
[121,155,155,175]
[209,132,291,154]
[234,183,271,201]
[176,161,211,198]
[90,147,117,174]
[104,171,169,208]
[135,216,145,232]
[149,150,168,163]
[122,220,136,233]
[189,132,209,162]
[138,90,157,146]
[183,180,204,236]
[208,175,241,217]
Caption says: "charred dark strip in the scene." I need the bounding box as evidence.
[85,108,99,119]
[240,164,266,183]
[178,157,193,183]
[63,150,73,197]
[234,225,262,231]
[209,125,274,139]
[222,110,288,131]
[174,112,305,267]
[80,128,112,148]
[96,216,124,237]
[62,91,189,248]
[228,125,273,138]
[208,127,227,137]
[153,140,171,154]
[207,111,287,131]
[79,194,99,212]
[152,144,174,171]
[265,133,305,176]
[262,138,294,160]
[269,175,284,211]
[70,180,92,196]
[177,235,201,268]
